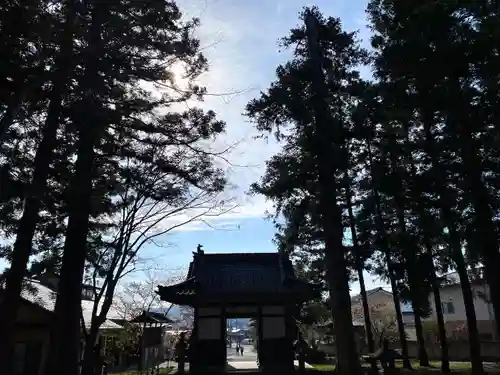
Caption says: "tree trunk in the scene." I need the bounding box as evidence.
[419,99,483,374]
[304,13,361,375]
[343,157,377,365]
[430,269,450,372]
[421,242,450,372]
[366,137,412,370]
[49,122,100,375]
[401,124,437,369]
[346,175,377,373]
[450,78,500,344]
[0,3,76,373]
[82,325,100,375]
[422,78,486,375]
[357,265,379,375]
[386,129,431,368]
[81,297,116,375]
[386,256,412,369]
[141,314,149,373]
[412,308,430,366]
[357,265,376,352]
[451,235,484,375]
[46,3,107,375]
[460,150,500,342]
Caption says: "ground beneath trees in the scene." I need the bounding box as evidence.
[312,360,500,373]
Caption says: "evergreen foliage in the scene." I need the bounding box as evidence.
[1,1,500,375]
[247,3,500,374]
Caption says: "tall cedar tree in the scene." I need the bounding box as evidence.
[367,0,500,372]
[352,95,412,369]
[0,1,78,369]
[247,7,368,374]
[375,86,432,366]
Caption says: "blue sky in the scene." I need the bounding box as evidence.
[136,0,388,295]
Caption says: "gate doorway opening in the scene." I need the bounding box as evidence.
[225,317,258,369]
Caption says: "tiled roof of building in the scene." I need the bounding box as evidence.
[129,310,174,324]
[350,287,390,302]
[192,252,293,293]
[20,280,123,329]
[157,251,319,305]
[21,280,57,311]
[350,287,413,313]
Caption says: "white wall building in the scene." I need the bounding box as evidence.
[351,278,498,342]
[425,273,497,341]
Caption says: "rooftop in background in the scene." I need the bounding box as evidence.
[12,279,122,329]
[32,272,100,301]
[350,287,391,303]
[350,287,413,313]
[157,249,320,306]
[129,310,174,324]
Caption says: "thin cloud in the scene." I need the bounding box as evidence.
[169,0,372,231]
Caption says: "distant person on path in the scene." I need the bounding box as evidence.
[236,345,240,355]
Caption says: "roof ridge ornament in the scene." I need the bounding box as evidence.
[193,244,204,256]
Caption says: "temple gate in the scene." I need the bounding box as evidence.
[157,248,319,373]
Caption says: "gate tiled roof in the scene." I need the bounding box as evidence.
[157,251,318,305]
